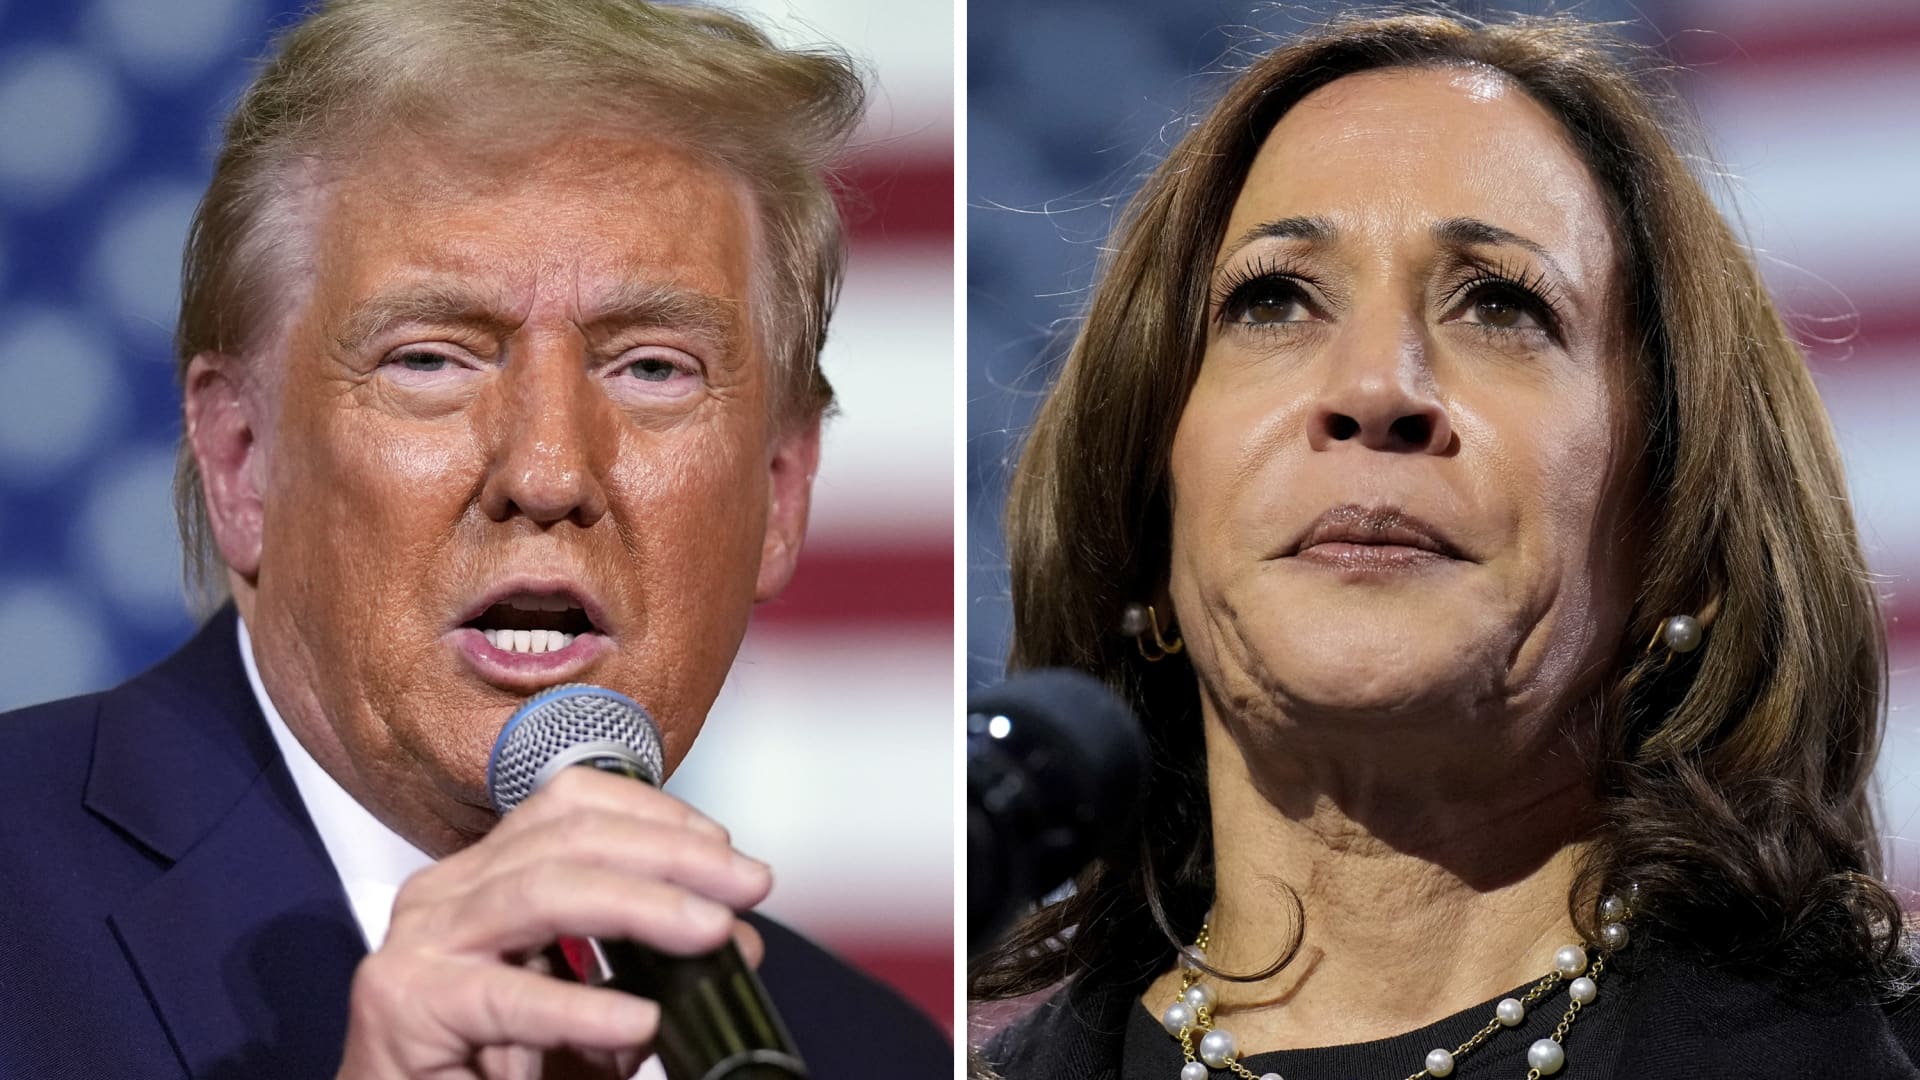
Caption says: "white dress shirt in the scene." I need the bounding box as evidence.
[238,618,665,1079]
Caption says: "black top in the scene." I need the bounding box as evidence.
[985,948,1920,1080]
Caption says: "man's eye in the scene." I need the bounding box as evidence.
[394,352,450,372]
[625,357,680,382]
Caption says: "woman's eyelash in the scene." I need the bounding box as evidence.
[1209,257,1318,326]
[1207,255,1564,340]
[1443,259,1564,336]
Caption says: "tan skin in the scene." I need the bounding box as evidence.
[186,131,818,1076]
[1145,68,1644,1053]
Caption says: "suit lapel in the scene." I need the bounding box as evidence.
[86,609,367,1079]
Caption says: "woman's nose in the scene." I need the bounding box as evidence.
[1306,321,1454,455]
[477,344,612,527]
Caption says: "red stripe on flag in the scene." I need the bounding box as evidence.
[1798,298,1920,371]
[838,153,953,246]
[1670,13,1920,71]
[755,543,953,627]
[1890,604,1920,653]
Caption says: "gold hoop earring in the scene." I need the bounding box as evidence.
[1121,602,1184,662]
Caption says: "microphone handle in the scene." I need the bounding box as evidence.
[594,936,808,1080]
[534,761,805,1077]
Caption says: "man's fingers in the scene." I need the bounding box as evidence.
[446,864,740,958]
[345,955,660,1070]
[733,918,766,969]
[396,775,745,913]
[461,810,772,913]
[346,771,772,1075]
[460,969,657,1052]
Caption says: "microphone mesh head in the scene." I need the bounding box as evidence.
[487,683,665,814]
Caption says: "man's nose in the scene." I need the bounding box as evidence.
[1305,311,1454,455]
[477,343,611,527]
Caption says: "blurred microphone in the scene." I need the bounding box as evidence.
[488,684,807,1080]
[968,668,1147,953]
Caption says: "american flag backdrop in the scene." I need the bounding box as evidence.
[968,0,1920,888]
[0,0,954,1030]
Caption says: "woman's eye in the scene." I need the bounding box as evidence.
[1223,280,1311,326]
[1460,286,1545,332]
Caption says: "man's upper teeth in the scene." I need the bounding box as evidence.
[506,594,577,612]
[485,628,574,654]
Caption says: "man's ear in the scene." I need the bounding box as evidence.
[753,414,823,603]
[183,352,266,580]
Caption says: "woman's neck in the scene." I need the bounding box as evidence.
[1143,704,1600,1052]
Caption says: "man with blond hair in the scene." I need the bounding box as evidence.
[0,1,949,1076]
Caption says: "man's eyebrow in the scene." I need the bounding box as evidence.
[1217,214,1336,265]
[1431,216,1569,283]
[577,280,744,358]
[332,283,521,353]
[331,280,745,357]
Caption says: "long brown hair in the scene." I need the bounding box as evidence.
[973,10,1904,1008]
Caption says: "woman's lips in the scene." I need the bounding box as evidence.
[1292,541,1456,571]
[448,626,611,688]
[1283,505,1471,564]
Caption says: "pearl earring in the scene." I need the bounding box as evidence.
[1645,612,1706,663]
[1660,614,1703,653]
[1121,602,1184,662]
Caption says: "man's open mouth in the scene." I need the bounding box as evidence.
[462,592,600,655]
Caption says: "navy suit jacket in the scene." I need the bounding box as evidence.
[0,609,950,1078]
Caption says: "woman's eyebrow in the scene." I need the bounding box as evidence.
[1431,216,1569,283]
[1216,215,1571,283]
[1217,214,1336,264]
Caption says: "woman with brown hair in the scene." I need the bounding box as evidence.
[972,11,1918,1079]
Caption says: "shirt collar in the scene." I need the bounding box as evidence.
[236,616,435,951]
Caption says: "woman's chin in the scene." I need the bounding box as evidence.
[1213,618,1503,724]
[1271,668,1474,724]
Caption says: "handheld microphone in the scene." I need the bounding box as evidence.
[488,684,807,1080]
[967,668,1147,953]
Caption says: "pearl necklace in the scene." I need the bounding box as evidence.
[1162,893,1633,1080]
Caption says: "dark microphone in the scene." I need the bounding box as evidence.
[488,683,807,1080]
[968,668,1147,953]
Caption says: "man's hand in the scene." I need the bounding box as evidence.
[336,768,772,1080]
